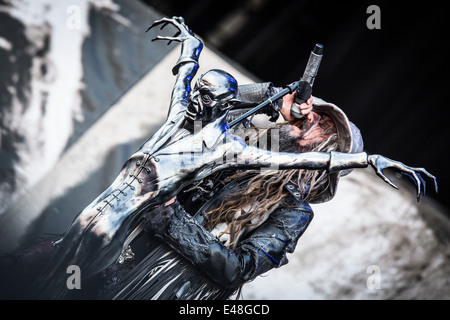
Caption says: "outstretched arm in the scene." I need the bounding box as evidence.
[209,136,437,202]
[147,16,203,121]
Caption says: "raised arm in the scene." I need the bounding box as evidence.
[147,16,203,121]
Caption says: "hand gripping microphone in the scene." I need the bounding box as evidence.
[290,43,323,118]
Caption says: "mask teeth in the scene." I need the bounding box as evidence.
[185,108,197,118]
[186,100,203,120]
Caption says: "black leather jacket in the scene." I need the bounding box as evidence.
[155,175,314,289]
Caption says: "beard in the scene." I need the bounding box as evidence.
[242,122,314,154]
[277,124,311,154]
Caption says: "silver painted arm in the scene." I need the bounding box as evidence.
[201,127,436,201]
[212,138,368,172]
[147,16,203,121]
[236,146,436,201]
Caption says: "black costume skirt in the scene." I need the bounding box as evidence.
[103,237,236,300]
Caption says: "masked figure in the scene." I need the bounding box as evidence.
[29,17,436,299]
[101,91,365,300]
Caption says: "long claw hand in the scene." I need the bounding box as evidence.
[146,16,182,32]
[146,21,168,32]
[146,16,193,45]
[368,154,438,202]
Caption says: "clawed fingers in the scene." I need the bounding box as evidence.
[146,18,169,32]
[146,17,190,45]
[151,33,183,45]
[411,171,422,201]
[369,155,438,202]
[419,168,438,193]
[400,167,438,202]
[399,169,421,201]
[417,173,426,196]
[376,168,399,190]
[146,16,186,32]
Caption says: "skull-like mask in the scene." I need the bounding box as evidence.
[185,69,238,125]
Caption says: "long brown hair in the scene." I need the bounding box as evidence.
[205,114,338,247]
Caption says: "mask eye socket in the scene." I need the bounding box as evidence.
[193,79,201,90]
[201,94,212,104]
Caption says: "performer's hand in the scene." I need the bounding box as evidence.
[368,154,438,202]
[146,16,198,45]
[147,16,202,76]
[280,94,313,121]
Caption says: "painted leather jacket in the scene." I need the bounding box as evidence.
[154,174,314,289]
